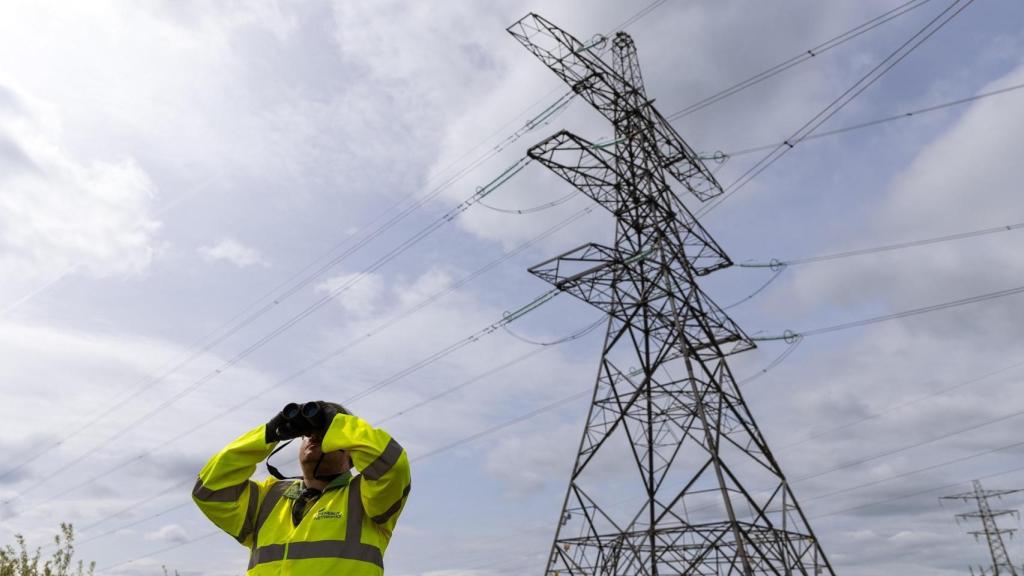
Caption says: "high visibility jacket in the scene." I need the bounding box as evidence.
[192,414,411,575]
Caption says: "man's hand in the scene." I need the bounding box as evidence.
[265,403,316,443]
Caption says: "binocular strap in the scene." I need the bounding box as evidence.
[265,439,335,482]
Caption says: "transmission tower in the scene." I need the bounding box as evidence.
[509,13,834,575]
[943,480,1023,576]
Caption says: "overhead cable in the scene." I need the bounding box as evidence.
[44,317,600,547]
[667,0,934,121]
[753,281,1024,341]
[0,102,560,487]
[501,316,606,347]
[811,460,1024,520]
[477,190,580,215]
[5,286,569,522]
[343,287,561,405]
[790,403,1024,484]
[0,156,535,507]
[697,0,975,218]
[721,267,786,310]
[721,81,1024,158]
[740,220,1024,269]
[780,356,1024,451]
[6,206,600,524]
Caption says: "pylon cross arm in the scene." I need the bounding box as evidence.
[508,13,723,201]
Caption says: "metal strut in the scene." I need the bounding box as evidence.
[509,13,836,575]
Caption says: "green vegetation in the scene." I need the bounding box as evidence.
[0,524,93,576]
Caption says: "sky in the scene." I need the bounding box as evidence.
[1,0,1023,574]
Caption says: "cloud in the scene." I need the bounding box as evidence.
[199,238,270,268]
[774,62,1024,340]
[315,271,385,316]
[144,524,188,544]
[0,82,160,284]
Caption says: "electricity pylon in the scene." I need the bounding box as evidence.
[943,480,1023,576]
[509,13,834,575]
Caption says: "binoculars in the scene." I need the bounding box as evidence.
[283,401,323,422]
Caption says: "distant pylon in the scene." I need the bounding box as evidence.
[509,13,834,575]
[943,480,1023,576]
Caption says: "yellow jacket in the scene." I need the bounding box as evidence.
[192,413,411,575]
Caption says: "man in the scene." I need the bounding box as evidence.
[192,401,411,575]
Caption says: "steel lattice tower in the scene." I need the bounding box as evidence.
[509,14,834,575]
[943,480,1023,576]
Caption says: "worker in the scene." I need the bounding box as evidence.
[192,400,411,575]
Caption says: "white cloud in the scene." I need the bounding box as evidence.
[144,523,188,543]
[199,238,270,269]
[315,271,385,316]
[0,82,160,284]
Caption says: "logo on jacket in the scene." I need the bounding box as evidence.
[314,510,343,521]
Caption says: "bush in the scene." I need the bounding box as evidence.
[0,523,94,576]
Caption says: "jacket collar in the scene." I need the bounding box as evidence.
[283,471,352,500]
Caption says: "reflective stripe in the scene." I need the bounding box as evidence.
[249,481,293,570]
[255,481,292,537]
[371,484,411,524]
[235,482,260,544]
[360,438,404,481]
[249,543,286,565]
[288,540,383,567]
[192,477,250,502]
[347,476,364,539]
[247,541,384,569]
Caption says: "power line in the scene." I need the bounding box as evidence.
[628,401,1024,531]
[722,266,787,310]
[94,528,221,574]
[342,288,561,405]
[1,156,536,507]
[5,206,600,527]
[0,100,568,487]
[610,0,669,33]
[791,403,1024,484]
[477,189,580,214]
[806,438,1024,505]
[779,356,1024,451]
[811,461,1024,520]
[697,0,975,218]
[4,285,566,524]
[721,81,1024,158]
[740,220,1024,268]
[501,315,606,347]
[754,281,1024,341]
[666,0,934,121]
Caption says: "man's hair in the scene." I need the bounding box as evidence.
[320,401,351,416]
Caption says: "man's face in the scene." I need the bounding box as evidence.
[299,436,349,473]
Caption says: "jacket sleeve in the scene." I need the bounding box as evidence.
[321,414,411,535]
[192,424,278,547]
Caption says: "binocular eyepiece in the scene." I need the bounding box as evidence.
[282,401,322,422]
